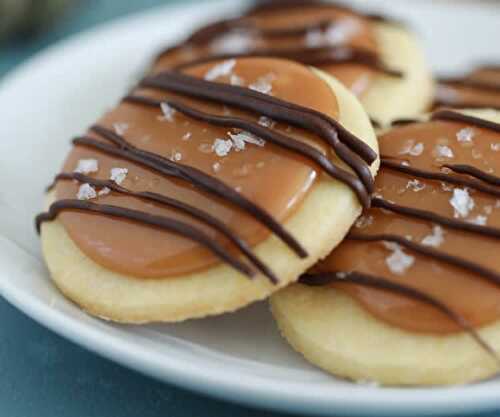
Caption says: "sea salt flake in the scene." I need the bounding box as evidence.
[212,162,221,173]
[435,144,454,159]
[468,215,487,226]
[422,225,444,248]
[456,127,475,143]
[110,167,128,185]
[182,132,192,141]
[355,215,373,229]
[491,143,500,152]
[74,159,99,174]
[98,187,111,196]
[204,59,236,81]
[325,19,361,45]
[113,123,129,136]
[249,73,276,95]
[450,188,475,218]
[210,31,253,54]
[385,244,415,275]
[399,140,424,156]
[212,138,233,157]
[229,131,265,150]
[172,152,182,161]
[230,74,244,86]
[160,102,176,122]
[258,116,275,128]
[336,272,348,279]
[406,179,426,192]
[77,184,97,200]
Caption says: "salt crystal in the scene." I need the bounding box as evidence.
[204,59,236,81]
[213,138,233,157]
[336,272,348,279]
[235,185,243,193]
[182,132,192,141]
[98,187,111,196]
[450,188,474,218]
[491,143,500,152]
[230,74,244,86]
[110,167,128,185]
[456,127,475,143]
[435,144,454,159]
[77,183,97,200]
[441,182,453,192]
[305,29,324,47]
[484,205,493,215]
[468,215,487,226]
[324,19,360,45]
[229,131,265,150]
[212,162,221,173]
[355,215,373,229]
[258,116,275,128]
[385,244,415,275]
[113,123,129,136]
[399,140,424,157]
[74,159,98,174]
[198,143,213,154]
[173,152,182,161]
[421,225,444,248]
[210,31,253,54]
[406,179,426,192]
[160,102,176,122]
[249,73,276,95]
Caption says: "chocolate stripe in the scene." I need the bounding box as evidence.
[36,200,255,278]
[140,70,377,164]
[381,159,500,198]
[125,94,371,204]
[74,128,308,258]
[348,232,500,287]
[432,110,500,133]
[52,173,278,283]
[172,46,402,78]
[372,197,500,240]
[299,271,498,361]
[443,164,500,187]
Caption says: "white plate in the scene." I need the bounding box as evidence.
[1,1,500,415]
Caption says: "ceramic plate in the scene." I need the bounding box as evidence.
[1,1,500,415]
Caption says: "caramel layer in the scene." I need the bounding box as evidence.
[55,58,340,278]
[314,116,500,333]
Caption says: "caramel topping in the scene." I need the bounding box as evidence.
[155,1,387,98]
[435,66,500,110]
[310,112,500,334]
[49,58,345,279]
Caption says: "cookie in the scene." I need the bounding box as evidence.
[435,65,500,110]
[271,108,500,385]
[37,57,378,323]
[155,0,434,126]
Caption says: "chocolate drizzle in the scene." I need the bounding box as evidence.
[299,271,498,361]
[37,200,256,278]
[46,172,279,283]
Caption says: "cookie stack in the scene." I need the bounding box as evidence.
[36,0,500,386]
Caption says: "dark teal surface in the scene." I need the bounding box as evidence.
[1,1,500,416]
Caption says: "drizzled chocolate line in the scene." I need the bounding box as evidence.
[36,200,255,278]
[299,271,498,361]
[434,101,500,112]
[125,94,370,203]
[141,70,377,165]
[438,77,500,93]
[51,172,278,283]
[372,197,500,240]
[172,46,403,78]
[443,164,500,187]
[432,110,500,133]
[348,232,500,287]
[381,159,500,198]
[73,125,307,258]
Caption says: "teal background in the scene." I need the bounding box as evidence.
[0,1,499,416]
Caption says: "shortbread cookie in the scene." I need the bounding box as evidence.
[271,108,500,385]
[435,65,500,110]
[155,0,434,126]
[37,57,378,323]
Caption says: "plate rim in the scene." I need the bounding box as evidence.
[1,1,500,415]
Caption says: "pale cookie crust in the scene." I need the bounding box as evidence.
[40,71,379,324]
[270,109,500,387]
[364,21,434,127]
